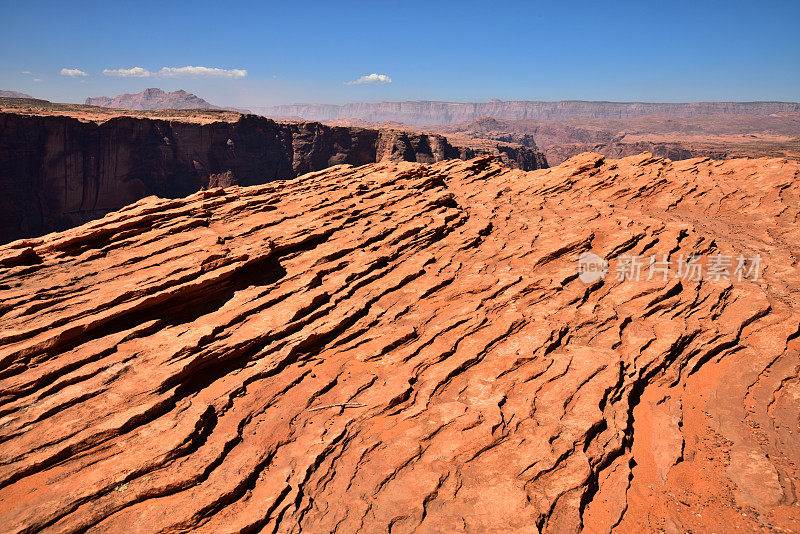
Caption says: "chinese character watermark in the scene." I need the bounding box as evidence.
[577,253,762,284]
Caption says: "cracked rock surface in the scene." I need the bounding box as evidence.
[0,153,798,533]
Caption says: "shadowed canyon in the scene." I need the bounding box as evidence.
[0,98,546,244]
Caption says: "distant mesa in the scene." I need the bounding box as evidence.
[255,100,800,125]
[0,90,35,99]
[85,88,226,111]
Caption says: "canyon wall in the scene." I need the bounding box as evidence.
[0,112,545,244]
[435,115,800,165]
[256,100,800,125]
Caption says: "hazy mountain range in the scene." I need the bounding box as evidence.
[84,88,219,110]
[255,100,800,125]
[0,90,34,99]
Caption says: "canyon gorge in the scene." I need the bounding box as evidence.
[0,99,546,243]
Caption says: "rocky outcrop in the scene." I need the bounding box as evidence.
[256,100,800,125]
[323,117,549,171]
[453,139,549,170]
[85,88,219,110]
[0,153,798,533]
[0,112,547,244]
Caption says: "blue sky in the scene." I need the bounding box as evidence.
[1,0,798,107]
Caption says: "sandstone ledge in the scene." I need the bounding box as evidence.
[0,153,798,533]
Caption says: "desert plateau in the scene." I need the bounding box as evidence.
[1,1,799,532]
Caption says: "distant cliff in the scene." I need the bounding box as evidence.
[437,114,800,165]
[0,113,545,243]
[255,100,800,125]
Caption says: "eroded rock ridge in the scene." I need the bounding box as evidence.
[0,153,798,532]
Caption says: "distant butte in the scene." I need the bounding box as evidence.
[0,153,798,532]
[0,90,34,99]
[84,88,222,111]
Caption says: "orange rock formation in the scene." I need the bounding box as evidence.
[0,153,798,532]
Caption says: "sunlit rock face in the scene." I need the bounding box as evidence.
[0,153,798,533]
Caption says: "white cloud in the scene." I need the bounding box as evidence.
[101,65,247,79]
[346,73,392,85]
[60,68,88,77]
[33,79,42,83]
[157,66,247,78]
[21,71,31,75]
[102,66,153,77]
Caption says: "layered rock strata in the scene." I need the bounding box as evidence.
[0,154,798,532]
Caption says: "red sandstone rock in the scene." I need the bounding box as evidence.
[0,153,798,533]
